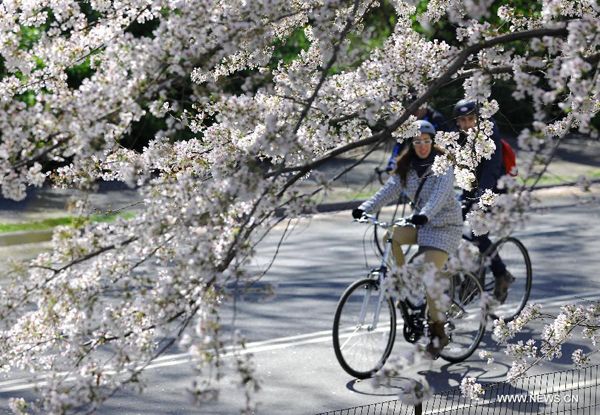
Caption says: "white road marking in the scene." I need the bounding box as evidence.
[2,290,600,393]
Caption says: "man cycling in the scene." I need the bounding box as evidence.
[453,99,514,303]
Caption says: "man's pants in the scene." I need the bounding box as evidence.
[471,232,506,276]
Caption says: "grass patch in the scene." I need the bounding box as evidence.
[0,212,136,234]
[519,169,600,187]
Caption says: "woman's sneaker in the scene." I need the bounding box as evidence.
[493,271,515,304]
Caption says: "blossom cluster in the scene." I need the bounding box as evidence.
[494,303,600,384]
[460,376,484,401]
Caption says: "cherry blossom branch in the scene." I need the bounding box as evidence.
[11,134,69,169]
[0,236,139,321]
[71,309,199,415]
[527,134,567,191]
[291,0,363,136]
[529,66,598,190]
[244,217,293,286]
[507,317,586,381]
[273,26,570,195]
[277,140,382,205]
[449,52,599,87]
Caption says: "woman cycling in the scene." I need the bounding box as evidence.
[352,120,462,358]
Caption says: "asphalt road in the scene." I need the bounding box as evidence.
[1,196,600,414]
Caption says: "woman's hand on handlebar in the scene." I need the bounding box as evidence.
[406,214,428,226]
[352,208,365,219]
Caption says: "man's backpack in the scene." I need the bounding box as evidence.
[501,139,518,176]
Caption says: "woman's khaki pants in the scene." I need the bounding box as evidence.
[389,225,448,323]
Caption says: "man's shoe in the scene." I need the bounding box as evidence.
[425,321,449,359]
[493,271,515,304]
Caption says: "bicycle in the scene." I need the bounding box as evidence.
[332,215,487,379]
[465,231,532,323]
[372,167,532,323]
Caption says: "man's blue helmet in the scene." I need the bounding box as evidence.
[415,119,436,136]
[453,99,479,118]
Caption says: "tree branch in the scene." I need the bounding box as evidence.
[11,134,69,169]
[290,0,363,136]
[271,25,570,196]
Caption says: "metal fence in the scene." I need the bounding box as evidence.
[316,364,600,415]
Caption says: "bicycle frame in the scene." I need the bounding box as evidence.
[357,215,420,332]
[368,234,393,330]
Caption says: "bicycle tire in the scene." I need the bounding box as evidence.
[439,272,487,363]
[332,278,397,379]
[481,236,532,322]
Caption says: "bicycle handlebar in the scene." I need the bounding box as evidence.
[354,214,412,229]
[374,166,392,185]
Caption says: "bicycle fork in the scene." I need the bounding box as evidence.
[369,277,387,331]
[364,235,394,330]
[355,276,385,331]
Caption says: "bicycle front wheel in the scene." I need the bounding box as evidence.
[481,237,532,322]
[332,278,397,379]
[440,272,487,363]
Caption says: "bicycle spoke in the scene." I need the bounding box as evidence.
[440,273,486,363]
[340,326,364,350]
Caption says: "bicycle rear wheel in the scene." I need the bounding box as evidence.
[332,278,397,379]
[440,272,487,363]
[481,237,532,322]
